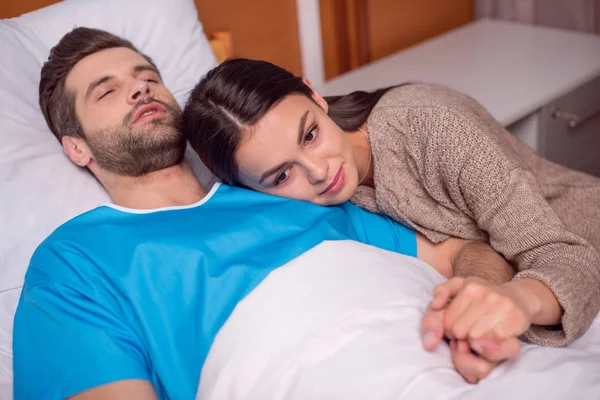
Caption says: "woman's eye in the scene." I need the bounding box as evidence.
[304,127,317,144]
[274,167,292,186]
[144,78,158,84]
[98,90,113,100]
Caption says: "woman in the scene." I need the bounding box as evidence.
[181,58,600,349]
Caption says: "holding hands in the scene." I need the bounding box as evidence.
[421,277,561,383]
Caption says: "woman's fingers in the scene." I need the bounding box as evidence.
[428,277,529,364]
[442,279,493,338]
[430,277,465,310]
[468,295,530,340]
[446,298,495,340]
[437,279,532,343]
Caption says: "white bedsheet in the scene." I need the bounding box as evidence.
[0,289,19,400]
[2,241,599,400]
[198,240,600,400]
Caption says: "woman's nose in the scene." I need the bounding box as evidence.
[127,79,152,104]
[305,157,328,184]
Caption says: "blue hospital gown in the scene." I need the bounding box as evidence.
[13,183,416,399]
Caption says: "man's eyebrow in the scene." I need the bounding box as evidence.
[84,75,113,103]
[259,162,288,184]
[297,110,310,145]
[133,64,161,78]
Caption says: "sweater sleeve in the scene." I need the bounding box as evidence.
[403,106,600,347]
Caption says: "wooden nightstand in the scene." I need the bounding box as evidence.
[314,20,600,177]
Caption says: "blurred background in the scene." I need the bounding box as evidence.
[2,1,598,78]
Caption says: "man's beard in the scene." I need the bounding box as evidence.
[85,99,187,177]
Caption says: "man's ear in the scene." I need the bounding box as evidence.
[62,136,93,167]
[302,77,328,113]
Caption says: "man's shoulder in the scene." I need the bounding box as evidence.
[26,206,120,281]
[37,205,119,247]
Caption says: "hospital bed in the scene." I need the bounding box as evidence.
[0,1,221,397]
[1,0,599,399]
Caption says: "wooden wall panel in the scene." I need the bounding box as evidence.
[0,0,60,18]
[320,0,474,80]
[367,0,473,61]
[346,0,370,69]
[320,0,369,80]
[1,0,304,76]
[320,0,350,80]
[195,0,303,75]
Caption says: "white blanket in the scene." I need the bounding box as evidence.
[198,240,600,400]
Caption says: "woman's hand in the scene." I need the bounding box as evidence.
[420,277,544,383]
[422,298,521,383]
[430,277,537,342]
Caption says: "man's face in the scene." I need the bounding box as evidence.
[65,47,185,176]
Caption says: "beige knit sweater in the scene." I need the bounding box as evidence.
[351,83,600,347]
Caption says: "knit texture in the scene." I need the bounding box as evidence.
[351,83,600,347]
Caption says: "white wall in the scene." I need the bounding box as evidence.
[295,0,326,92]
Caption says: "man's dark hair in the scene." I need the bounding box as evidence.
[39,27,157,142]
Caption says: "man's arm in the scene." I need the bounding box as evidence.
[69,380,158,400]
[415,233,515,284]
[14,281,152,399]
[452,241,516,284]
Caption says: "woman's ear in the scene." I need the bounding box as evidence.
[62,136,93,167]
[302,77,328,113]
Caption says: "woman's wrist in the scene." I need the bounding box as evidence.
[502,278,563,326]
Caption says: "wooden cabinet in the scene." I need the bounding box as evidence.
[319,20,600,178]
[195,0,303,75]
[539,75,600,177]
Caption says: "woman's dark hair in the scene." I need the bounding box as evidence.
[181,58,393,185]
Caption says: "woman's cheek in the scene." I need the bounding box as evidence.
[271,180,312,202]
[292,181,314,201]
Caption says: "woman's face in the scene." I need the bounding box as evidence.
[235,93,360,206]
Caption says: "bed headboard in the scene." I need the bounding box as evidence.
[0,0,302,73]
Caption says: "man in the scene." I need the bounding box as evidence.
[13,28,560,399]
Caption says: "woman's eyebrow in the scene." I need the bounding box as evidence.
[259,162,287,184]
[297,110,310,145]
[258,109,310,184]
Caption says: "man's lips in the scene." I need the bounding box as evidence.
[132,102,167,124]
[319,165,344,196]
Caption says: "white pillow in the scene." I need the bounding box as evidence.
[0,0,217,293]
[0,0,218,389]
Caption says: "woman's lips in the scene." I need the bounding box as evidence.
[320,165,345,196]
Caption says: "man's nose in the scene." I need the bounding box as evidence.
[127,79,152,104]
